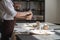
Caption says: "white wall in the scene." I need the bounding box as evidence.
[45,0,60,24]
[56,0,60,24]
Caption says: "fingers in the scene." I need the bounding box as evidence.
[26,10,33,16]
[26,14,33,20]
[25,10,33,20]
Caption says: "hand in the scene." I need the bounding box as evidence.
[26,10,33,20]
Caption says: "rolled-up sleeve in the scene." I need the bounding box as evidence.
[2,0,17,17]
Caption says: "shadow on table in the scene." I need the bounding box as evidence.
[55,39,60,40]
[16,34,39,40]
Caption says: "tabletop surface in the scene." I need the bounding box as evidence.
[14,23,60,40]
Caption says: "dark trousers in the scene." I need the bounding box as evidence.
[1,18,16,40]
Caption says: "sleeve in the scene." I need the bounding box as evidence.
[2,0,17,17]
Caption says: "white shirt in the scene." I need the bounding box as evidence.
[0,0,17,20]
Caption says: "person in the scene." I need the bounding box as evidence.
[0,0,33,40]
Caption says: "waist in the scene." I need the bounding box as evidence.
[2,17,14,20]
[2,15,15,20]
[2,17,16,22]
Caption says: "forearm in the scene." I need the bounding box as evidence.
[15,11,33,20]
[15,12,27,19]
